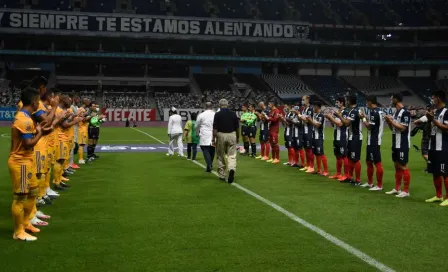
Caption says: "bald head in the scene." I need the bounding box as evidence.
[258,102,266,110]
[205,102,213,110]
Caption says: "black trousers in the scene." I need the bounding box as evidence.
[187,143,198,160]
[200,145,215,170]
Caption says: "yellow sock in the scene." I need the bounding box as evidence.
[63,160,69,170]
[38,175,46,198]
[78,146,84,161]
[54,163,62,185]
[23,195,36,228]
[12,198,25,235]
[45,170,51,189]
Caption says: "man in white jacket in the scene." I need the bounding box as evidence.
[167,107,184,157]
[196,102,216,172]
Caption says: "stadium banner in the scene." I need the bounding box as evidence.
[322,106,397,116]
[0,10,310,41]
[102,108,156,122]
[0,107,17,121]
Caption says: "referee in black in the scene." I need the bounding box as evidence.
[213,99,240,183]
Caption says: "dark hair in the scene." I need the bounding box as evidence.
[346,95,357,105]
[392,93,403,102]
[313,100,322,108]
[190,112,198,121]
[21,87,40,106]
[41,87,56,101]
[336,96,345,104]
[432,90,446,101]
[30,76,48,89]
[366,95,377,105]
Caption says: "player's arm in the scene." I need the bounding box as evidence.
[386,112,409,132]
[309,115,323,128]
[325,113,343,127]
[337,111,352,126]
[268,110,280,122]
[428,111,448,131]
[359,111,372,129]
[14,120,43,148]
[61,116,82,128]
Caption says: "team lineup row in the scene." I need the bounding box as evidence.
[238,93,448,206]
[9,77,105,242]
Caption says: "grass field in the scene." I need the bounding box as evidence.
[0,126,447,272]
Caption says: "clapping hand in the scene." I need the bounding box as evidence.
[426,111,435,121]
[359,111,366,119]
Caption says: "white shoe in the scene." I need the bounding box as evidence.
[166,153,173,156]
[178,154,184,157]
[46,187,59,197]
[78,160,86,164]
[396,192,410,198]
[30,216,49,226]
[283,162,291,166]
[36,211,51,220]
[385,189,401,195]
[360,183,373,188]
[369,186,383,191]
[36,198,46,206]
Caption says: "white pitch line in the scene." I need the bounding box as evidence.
[132,128,396,272]
[131,127,165,144]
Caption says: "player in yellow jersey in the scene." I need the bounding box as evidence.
[78,98,93,164]
[62,103,75,178]
[16,78,60,226]
[53,95,83,191]
[9,88,47,241]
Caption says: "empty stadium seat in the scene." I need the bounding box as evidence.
[262,74,314,99]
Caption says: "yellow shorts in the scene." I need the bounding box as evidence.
[34,149,48,174]
[8,158,37,194]
[78,130,87,145]
[56,141,69,161]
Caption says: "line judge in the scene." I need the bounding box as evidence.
[213,99,239,183]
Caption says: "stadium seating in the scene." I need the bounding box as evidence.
[301,75,366,106]
[234,73,282,105]
[400,77,440,103]
[154,87,200,113]
[341,76,403,93]
[262,74,314,99]
[103,88,149,108]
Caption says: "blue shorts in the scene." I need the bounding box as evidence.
[392,148,409,166]
[366,145,382,163]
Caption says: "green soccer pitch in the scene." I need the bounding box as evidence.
[0,126,447,272]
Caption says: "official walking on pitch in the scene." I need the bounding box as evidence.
[167,107,184,157]
[196,102,216,172]
[213,99,240,183]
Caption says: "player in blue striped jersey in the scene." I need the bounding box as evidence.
[424,90,448,206]
[359,95,384,191]
[325,97,350,181]
[384,93,411,198]
[336,95,363,185]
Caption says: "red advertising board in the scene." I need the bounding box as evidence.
[102,108,156,122]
